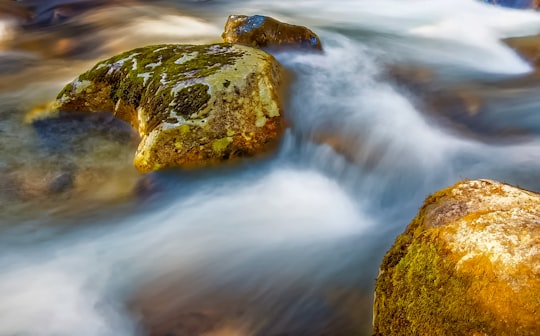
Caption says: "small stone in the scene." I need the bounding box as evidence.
[222,14,322,51]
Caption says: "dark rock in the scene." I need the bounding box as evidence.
[222,15,322,51]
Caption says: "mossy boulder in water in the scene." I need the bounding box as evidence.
[222,15,322,50]
[35,43,284,173]
[373,179,540,336]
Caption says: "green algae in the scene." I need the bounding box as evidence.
[76,43,244,87]
[375,237,494,335]
[212,136,233,153]
[57,83,74,100]
[56,44,244,122]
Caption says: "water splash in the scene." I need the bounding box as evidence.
[0,168,372,335]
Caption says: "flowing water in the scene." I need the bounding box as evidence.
[1,0,540,335]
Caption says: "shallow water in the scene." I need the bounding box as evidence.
[1,0,540,335]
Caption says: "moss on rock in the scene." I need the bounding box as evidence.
[33,43,284,173]
[373,179,540,336]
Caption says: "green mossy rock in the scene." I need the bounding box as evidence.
[36,43,284,173]
[373,179,540,336]
[222,15,322,51]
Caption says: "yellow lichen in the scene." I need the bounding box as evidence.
[212,136,233,152]
[373,180,540,336]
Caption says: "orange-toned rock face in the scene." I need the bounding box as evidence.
[222,15,322,51]
[373,179,540,336]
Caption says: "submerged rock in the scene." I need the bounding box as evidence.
[373,179,540,336]
[222,14,322,50]
[32,43,284,173]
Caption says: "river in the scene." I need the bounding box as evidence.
[1,0,540,335]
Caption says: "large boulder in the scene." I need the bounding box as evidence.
[31,43,284,173]
[373,179,540,336]
[222,14,322,50]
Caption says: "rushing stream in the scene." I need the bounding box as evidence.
[1,1,540,335]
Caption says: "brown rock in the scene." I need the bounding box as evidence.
[29,43,284,173]
[373,179,540,336]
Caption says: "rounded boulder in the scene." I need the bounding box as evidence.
[373,179,540,336]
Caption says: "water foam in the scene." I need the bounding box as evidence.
[277,34,457,173]
[241,0,540,74]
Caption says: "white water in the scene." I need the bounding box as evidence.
[241,0,540,73]
[1,0,540,335]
